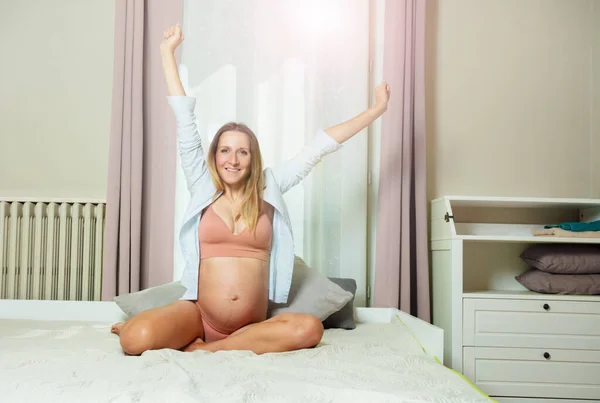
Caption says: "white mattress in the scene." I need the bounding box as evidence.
[0,318,490,403]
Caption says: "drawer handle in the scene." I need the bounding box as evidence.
[543,352,551,360]
[543,303,550,311]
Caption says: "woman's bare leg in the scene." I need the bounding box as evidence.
[112,300,204,355]
[184,313,323,354]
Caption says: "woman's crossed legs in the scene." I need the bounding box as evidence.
[111,301,323,356]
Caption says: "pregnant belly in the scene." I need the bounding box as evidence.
[196,257,269,334]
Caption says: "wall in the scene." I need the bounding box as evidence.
[0,1,115,200]
[426,0,599,200]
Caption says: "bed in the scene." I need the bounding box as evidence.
[0,300,493,402]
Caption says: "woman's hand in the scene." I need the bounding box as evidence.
[161,23,184,54]
[160,23,186,96]
[323,80,391,144]
[373,80,391,112]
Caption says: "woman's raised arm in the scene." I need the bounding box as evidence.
[271,81,391,194]
[160,24,186,96]
[161,24,209,195]
[324,80,391,143]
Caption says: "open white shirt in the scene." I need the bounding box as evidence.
[168,96,342,303]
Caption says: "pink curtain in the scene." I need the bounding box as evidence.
[373,0,430,322]
[103,0,183,299]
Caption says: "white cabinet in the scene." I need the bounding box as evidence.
[430,196,600,401]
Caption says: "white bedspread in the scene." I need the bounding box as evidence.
[0,318,490,403]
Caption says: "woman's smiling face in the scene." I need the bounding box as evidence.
[215,130,252,186]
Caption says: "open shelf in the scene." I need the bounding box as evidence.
[431,195,600,244]
[455,223,600,244]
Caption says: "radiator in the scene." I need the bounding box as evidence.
[0,200,106,301]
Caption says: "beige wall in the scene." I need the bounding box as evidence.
[0,1,115,200]
[426,0,599,200]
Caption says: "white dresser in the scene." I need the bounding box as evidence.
[430,196,600,402]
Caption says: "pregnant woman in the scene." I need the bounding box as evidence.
[111,24,390,355]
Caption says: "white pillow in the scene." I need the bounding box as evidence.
[113,281,186,317]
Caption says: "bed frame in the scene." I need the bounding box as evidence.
[0,300,443,363]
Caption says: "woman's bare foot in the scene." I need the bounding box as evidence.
[111,322,124,335]
[183,337,205,352]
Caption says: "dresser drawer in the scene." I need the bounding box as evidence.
[463,347,600,400]
[463,298,600,349]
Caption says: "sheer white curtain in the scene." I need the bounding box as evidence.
[173,0,370,305]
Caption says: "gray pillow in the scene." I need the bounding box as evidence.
[520,244,600,274]
[113,281,187,317]
[322,277,357,329]
[267,256,354,321]
[516,268,600,295]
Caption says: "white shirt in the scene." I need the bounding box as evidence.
[168,96,342,303]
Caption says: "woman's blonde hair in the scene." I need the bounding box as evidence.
[207,122,265,232]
